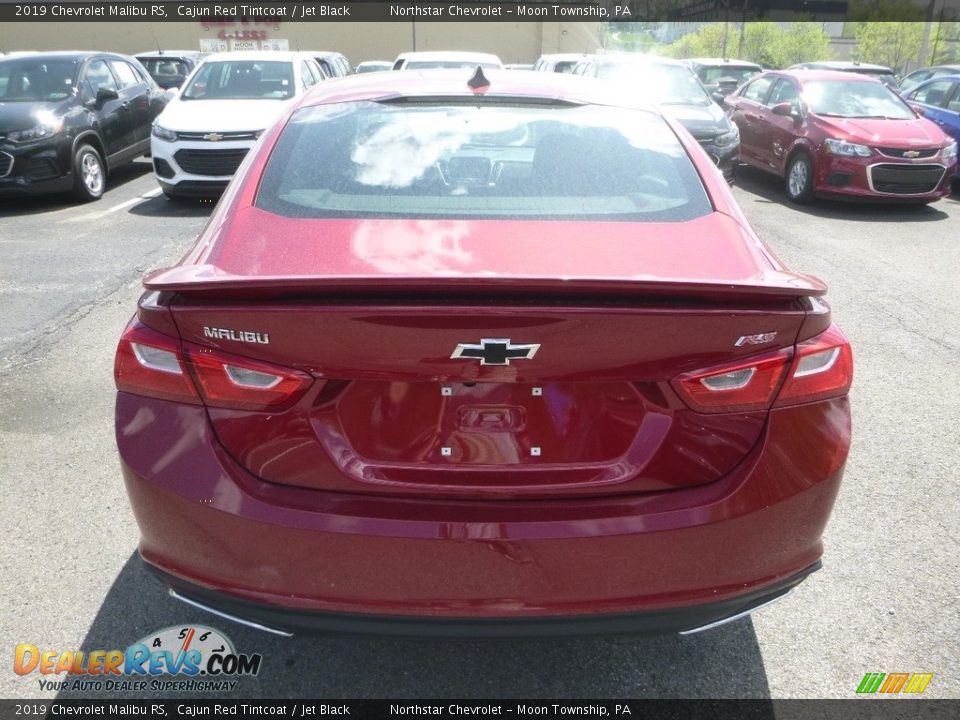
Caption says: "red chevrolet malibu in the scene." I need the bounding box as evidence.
[725,70,957,203]
[115,71,853,637]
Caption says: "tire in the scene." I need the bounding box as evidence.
[784,152,814,204]
[72,144,105,202]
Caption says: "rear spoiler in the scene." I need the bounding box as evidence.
[144,265,827,304]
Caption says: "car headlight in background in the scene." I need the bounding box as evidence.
[8,113,64,143]
[151,123,177,142]
[824,138,872,157]
[942,142,958,161]
[714,123,740,148]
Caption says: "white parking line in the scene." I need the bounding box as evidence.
[63,187,163,223]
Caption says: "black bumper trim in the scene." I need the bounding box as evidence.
[159,179,228,197]
[145,559,821,639]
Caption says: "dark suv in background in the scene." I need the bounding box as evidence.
[134,50,206,90]
[0,51,169,201]
[687,58,762,104]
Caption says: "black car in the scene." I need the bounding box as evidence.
[0,52,169,201]
[134,50,206,90]
[573,55,741,182]
[686,58,762,104]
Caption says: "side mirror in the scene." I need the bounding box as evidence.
[95,86,119,105]
[712,91,726,105]
[907,102,924,116]
[772,101,801,122]
[163,88,178,102]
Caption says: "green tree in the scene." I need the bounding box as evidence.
[739,22,788,68]
[662,23,742,60]
[780,22,834,66]
[853,22,924,73]
[929,22,960,64]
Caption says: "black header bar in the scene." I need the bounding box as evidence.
[2,1,958,23]
[0,700,958,720]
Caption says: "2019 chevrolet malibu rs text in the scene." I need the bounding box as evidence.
[115,70,853,637]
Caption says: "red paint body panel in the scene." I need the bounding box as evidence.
[727,70,957,201]
[119,393,848,616]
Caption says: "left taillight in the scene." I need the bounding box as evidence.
[182,344,313,411]
[115,319,201,404]
[115,318,314,410]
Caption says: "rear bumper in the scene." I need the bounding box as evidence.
[151,560,821,638]
[117,393,850,631]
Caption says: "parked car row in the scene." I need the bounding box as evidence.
[3,47,957,206]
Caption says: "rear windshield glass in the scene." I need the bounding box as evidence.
[0,58,78,101]
[182,61,294,100]
[256,101,712,222]
[804,80,914,119]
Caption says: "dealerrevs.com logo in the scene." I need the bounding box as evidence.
[15,625,262,693]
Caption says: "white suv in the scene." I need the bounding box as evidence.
[150,51,324,197]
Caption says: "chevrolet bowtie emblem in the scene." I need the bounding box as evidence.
[902,150,920,158]
[451,338,540,366]
[203,132,224,142]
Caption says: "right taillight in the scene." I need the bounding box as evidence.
[774,324,853,407]
[671,323,852,414]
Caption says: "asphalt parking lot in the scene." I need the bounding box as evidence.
[1,160,958,699]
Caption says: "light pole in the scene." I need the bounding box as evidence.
[918,0,941,69]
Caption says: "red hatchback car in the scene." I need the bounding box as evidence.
[726,70,957,203]
[115,71,853,637]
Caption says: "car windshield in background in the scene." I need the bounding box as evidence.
[405,61,501,70]
[698,66,759,86]
[138,57,190,79]
[181,61,294,100]
[868,73,900,90]
[256,101,712,222]
[804,80,914,119]
[0,58,78,101]
[597,63,712,105]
